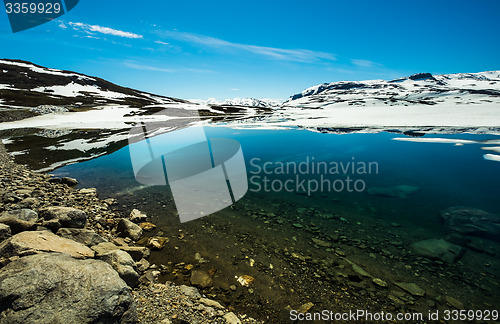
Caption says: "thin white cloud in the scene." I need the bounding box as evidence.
[124,62,212,74]
[350,59,380,68]
[155,40,170,45]
[231,88,240,91]
[66,22,143,39]
[158,31,336,63]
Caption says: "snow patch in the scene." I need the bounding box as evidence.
[0,59,95,80]
[32,82,130,99]
[392,138,477,144]
[483,154,500,162]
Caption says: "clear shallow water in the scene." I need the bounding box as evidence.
[53,127,500,219]
[51,127,500,319]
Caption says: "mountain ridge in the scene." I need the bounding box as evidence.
[0,58,187,109]
[285,70,500,107]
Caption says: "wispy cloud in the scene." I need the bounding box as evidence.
[350,59,380,68]
[124,61,212,74]
[154,40,170,45]
[158,31,336,63]
[66,22,143,39]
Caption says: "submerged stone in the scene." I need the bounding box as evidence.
[236,275,254,287]
[394,282,425,297]
[440,206,500,242]
[190,270,213,288]
[411,238,464,263]
[372,278,388,288]
[367,185,419,199]
[311,238,331,248]
[445,295,464,309]
[146,236,169,250]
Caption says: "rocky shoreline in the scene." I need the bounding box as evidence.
[0,140,262,324]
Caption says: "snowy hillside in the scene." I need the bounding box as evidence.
[285,71,500,108]
[191,97,282,108]
[222,71,500,134]
[0,59,185,110]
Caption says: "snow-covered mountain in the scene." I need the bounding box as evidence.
[285,71,500,108]
[0,59,186,111]
[220,71,500,134]
[191,97,282,108]
[0,60,270,170]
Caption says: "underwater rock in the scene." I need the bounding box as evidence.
[79,188,98,196]
[190,270,213,288]
[195,252,208,264]
[440,206,500,242]
[146,237,169,250]
[117,218,143,241]
[411,238,464,263]
[394,282,425,297]
[139,222,156,231]
[129,209,147,223]
[367,185,419,199]
[61,177,78,186]
[296,302,314,313]
[372,278,388,288]
[445,295,464,309]
[311,238,331,248]
[236,275,254,287]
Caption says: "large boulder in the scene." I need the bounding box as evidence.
[440,206,500,242]
[411,238,464,263]
[117,219,143,241]
[99,250,139,288]
[91,242,120,256]
[0,209,38,233]
[0,253,137,323]
[40,207,87,229]
[56,228,108,247]
[0,230,94,259]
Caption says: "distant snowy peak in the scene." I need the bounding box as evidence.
[0,59,185,108]
[192,97,282,108]
[286,71,500,107]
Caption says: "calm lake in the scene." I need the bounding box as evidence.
[47,126,500,320]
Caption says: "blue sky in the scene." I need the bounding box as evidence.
[1,0,499,100]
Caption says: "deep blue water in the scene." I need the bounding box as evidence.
[52,127,500,232]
